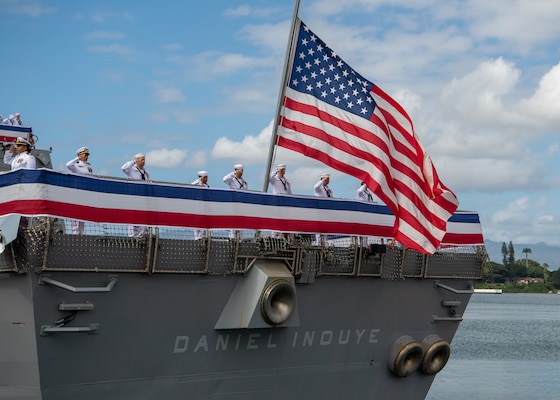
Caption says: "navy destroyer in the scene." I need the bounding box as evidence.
[1,125,485,400]
[1,4,485,397]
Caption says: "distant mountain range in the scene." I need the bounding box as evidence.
[484,240,560,271]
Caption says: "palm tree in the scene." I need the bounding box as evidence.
[522,247,532,276]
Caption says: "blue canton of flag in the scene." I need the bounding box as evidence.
[288,24,376,120]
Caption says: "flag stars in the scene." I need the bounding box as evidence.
[288,23,376,120]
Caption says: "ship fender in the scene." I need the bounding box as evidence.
[388,335,423,377]
[420,335,451,375]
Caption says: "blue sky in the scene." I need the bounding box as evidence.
[1,0,559,246]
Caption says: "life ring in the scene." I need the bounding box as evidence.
[388,335,423,377]
[420,335,451,375]
[260,278,296,326]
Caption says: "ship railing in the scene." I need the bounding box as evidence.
[0,217,484,280]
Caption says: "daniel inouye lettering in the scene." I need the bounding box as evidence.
[173,329,380,353]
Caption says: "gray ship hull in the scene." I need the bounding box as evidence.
[1,269,474,400]
[0,169,484,399]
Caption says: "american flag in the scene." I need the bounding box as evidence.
[277,20,459,254]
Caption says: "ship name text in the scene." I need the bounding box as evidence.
[173,328,380,353]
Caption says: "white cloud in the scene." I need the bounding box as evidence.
[85,31,125,40]
[2,1,56,17]
[211,121,272,164]
[146,148,187,168]
[86,44,134,56]
[517,62,560,124]
[154,88,185,103]
[440,57,523,125]
[224,5,251,17]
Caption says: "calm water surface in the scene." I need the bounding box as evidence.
[426,293,560,400]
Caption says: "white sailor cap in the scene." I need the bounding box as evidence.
[197,170,208,177]
[134,153,146,159]
[277,163,286,169]
[15,137,31,146]
[234,164,243,170]
[76,146,90,155]
[320,173,330,179]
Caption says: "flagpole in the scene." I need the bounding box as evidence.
[261,0,302,192]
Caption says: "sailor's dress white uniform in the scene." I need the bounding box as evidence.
[66,158,93,175]
[223,172,247,190]
[121,160,150,237]
[313,179,333,244]
[3,151,36,170]
[66,157,93,234]
[223,170,247,239]
[191,177,209,240]
[121,160,150,181]
[313,180,332,198]
[356,183,376,246]
[357,183,375,203]
[269,171,292,195]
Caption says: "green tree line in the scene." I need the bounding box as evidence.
[479,241,560,293]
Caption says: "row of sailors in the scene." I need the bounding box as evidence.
[4,140,373,201]
[0,113,23,126]
[5,140,377,238]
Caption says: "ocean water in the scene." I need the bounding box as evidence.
[426,293,560,400]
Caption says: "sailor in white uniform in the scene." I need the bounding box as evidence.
[223,164,247,190]
[313,173,332,198]
[356,181,376,247]
[121,153,150,181]
[121,153,150,237]
[66,147,93,175]
[269,163,292,195]
[268,164,292,239]
[191,171,209,240]
[3,136,36,170]
[357,182,376,203]
[65,147,93,234]
[223,164,247,239]
[313,173,332,244]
